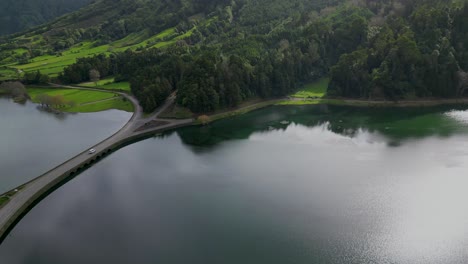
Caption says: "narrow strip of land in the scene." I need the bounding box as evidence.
[0,85,193,243]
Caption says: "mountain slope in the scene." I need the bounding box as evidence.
[0,0,337,80]
[3,0,468,114]
[0,0,92,36]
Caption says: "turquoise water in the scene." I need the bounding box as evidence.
[2,104,468,263]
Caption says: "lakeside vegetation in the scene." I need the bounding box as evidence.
[0,82,29,102]
[27,87,133,113]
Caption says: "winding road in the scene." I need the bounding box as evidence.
[0,85,193,243]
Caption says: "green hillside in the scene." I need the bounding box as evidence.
[2,0,468,114]
[0,0,337,81]
[0,0,234,79]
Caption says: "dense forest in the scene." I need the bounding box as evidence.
[5,0,468,113]
[0,0,91,36]
[328,0,468,100]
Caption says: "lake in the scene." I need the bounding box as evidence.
[0,98,132,193]
[2,104,468,263]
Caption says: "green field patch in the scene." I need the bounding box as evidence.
[1,18,212,78]
[28,87,115,104]
[276,100,321,106]
[13,42,111,75]
[8,28,181,78]
[291,78,329,99]
[79,77,115,87]
[0,67,19,80]
[112,31,150,48]
[100,81,130,91]
[152,41,176,48]
[27,87,132,113]
[2,22,202,78]
[121,27,177,50]
[143,28,177,44]
[66,97,134,113]
[174,27,196,41]
[155,27,177,39]
[79,77,131,91]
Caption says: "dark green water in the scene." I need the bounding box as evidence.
[0,98,132,193]
[3,104,468,263]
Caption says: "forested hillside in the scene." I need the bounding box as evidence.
[0,0,92,36]
[328,0,468,100]
[2,0,468,113]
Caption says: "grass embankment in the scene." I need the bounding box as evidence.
[282,78,367,106]
[291,78,329,99]
[27,87,133,113]
[78,77,131,92]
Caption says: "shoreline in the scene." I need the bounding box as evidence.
[202,97,468,123]
[282,97,468,107]
[2,92,468,242]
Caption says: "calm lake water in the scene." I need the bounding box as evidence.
[3,104,468,263]
[0,98,132,193]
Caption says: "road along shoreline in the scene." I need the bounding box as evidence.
[0,85,193,244]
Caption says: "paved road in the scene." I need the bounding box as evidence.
[0,85,193,243]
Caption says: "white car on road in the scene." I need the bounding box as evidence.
[88,148,96,154]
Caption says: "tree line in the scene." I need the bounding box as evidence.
[57,0,468,112]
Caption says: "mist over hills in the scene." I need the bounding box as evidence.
[0,0,92,35]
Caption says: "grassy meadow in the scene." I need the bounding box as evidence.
[66,97,133,113]
[27,87,133,113]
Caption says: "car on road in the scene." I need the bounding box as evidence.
[88,148,96,154]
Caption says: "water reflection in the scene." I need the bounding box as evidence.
[0,98,132,193]
[177,104,468,149]
[2,104,468,263]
